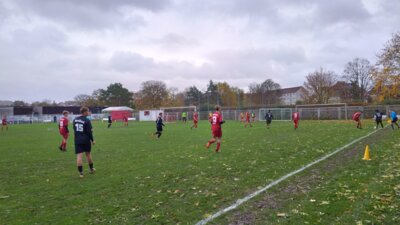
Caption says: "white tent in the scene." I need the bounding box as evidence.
[101,106,133,112]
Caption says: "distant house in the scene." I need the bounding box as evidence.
[279,86,306,105]
[330,82,353,103]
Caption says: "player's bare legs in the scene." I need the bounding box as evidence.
[77,153,84,178]
[206,137,216,148]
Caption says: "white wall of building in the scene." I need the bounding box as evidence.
[139,110,164,121]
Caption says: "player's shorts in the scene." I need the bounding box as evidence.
[266,120,272,124]
[194,120,198,124]
[246,119,250,122]
[157,126,163,132]
[212,129,222,138]
[353,118,360,122]
[392,117,398,122]
[2,122,6,126]
[59,131,69,139]
[75,142,91,154]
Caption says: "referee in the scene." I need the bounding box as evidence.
[73,107,96,178]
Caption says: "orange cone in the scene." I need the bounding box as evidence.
[362,145,371,161]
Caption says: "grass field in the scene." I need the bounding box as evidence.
[0,119,399,224]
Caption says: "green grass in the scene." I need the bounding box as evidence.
[0,120,397,224]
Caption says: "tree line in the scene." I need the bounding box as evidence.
[10,32,400,109]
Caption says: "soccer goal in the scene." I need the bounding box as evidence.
[258,108,293,121]
[295,103,348,120]
[160,106,197,122]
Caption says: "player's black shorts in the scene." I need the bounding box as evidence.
[266,120,272,124]
[75,143,91,154]
[157,126,163,132]
[392,117,398,122]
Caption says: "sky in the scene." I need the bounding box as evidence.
[0,0,399,102]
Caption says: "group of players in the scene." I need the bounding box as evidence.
[52,106,398,177]
[352,109,399,130]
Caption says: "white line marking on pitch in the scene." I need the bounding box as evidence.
[195,127,385,225]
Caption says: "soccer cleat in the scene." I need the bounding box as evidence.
[89,168,96,174]
[79,173,84,178]
[59,146,63,151]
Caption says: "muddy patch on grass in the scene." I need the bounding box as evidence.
[224,129,389,225]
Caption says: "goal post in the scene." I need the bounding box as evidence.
[160,106,197,122]
[258,108,293,121]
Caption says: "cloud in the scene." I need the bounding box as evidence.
[8,0,171,30]
[0,0,399,102]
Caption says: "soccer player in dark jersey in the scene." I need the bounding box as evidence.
[206,105,225,153]
[107,115,112,128]
[374,109,384,129]
[154,112,165,139]
[292,111,300,130]
[191,111,199,129]
[73,107,95,178]
[352,111,362,129]
[1,115,8,131]
[265,110,273,129]
[58,111,69,151]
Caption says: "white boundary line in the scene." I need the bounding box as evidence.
[195,127,386,225]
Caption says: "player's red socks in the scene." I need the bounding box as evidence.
[216,143,221,152]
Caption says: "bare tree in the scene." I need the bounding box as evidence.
[304,68,337,104]
[343,58,373,101]
[261,79,281,105]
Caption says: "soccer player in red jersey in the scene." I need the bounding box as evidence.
[244,111,252,127]
[206,105,225,153]
[352,111,363,129]
[1,115,8,131]
[191,111,199,129]
[123,115,128,126]
[292,111,300,130]
[58,111,69,151]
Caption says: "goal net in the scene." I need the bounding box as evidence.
[259,108,293,121]
[160,106,197,122]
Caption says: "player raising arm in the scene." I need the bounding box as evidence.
[58,111,69,151]
[205,105,225,153]
[73,107,95,178]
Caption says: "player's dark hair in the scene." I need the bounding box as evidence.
[80,107,89,114]
[215,105,220,111]
[159,112,162,116]
[62,110,69,115]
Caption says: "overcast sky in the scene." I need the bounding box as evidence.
[0,0,399,102]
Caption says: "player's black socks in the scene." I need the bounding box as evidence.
[157,132,162,138]
[78,166,83,173]
[89,163,94,170]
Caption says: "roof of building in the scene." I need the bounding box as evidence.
[102,106,133,112]
[279,86,304,94]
